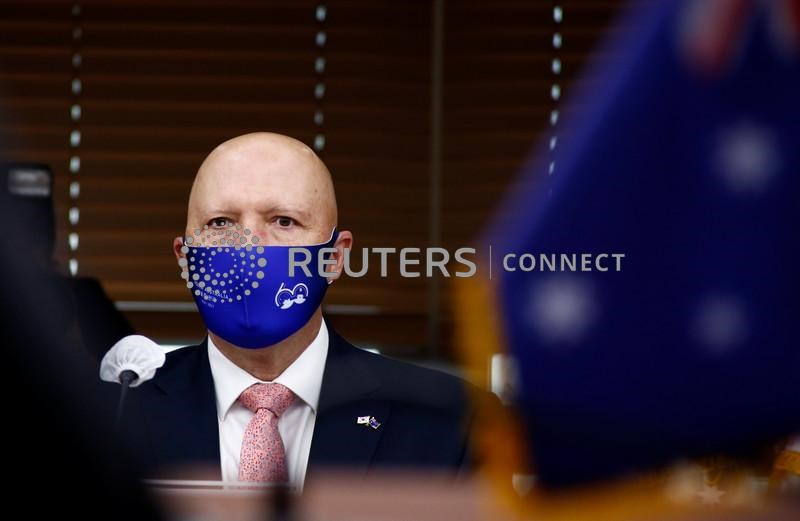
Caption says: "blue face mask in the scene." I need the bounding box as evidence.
[184,229,338,349]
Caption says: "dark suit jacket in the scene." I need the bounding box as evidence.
[120,325,476,481]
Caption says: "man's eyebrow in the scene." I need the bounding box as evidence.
[196,206,314,221]
[264,206,313,221]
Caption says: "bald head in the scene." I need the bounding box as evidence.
[186,132,337,246]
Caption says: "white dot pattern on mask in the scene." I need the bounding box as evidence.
[177,227,273,304]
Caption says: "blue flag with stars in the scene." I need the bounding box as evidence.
[485,0,800,488]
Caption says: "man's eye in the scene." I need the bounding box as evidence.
[276,216,295,228]
[209,217,230,228]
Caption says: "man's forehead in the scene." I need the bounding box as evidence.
[198,200,315,221]
[189,172,328,223]
[202,152,316,184]
[203,137,325,185]
[206,133,317,171]
[187,132,337,223]
[191,182,318,213]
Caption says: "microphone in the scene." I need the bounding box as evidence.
[100,335,166,425]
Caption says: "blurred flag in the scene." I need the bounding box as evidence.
[459,0,800,491]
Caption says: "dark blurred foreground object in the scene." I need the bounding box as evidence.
[1,163,134,359]
[469,0,800,489]
[0,167,160,517]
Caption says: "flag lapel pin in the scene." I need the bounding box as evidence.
[357,415,381,429]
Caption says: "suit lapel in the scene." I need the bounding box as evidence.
[141,340,221,478]
[307,328,389,479]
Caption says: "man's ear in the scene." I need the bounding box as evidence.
[173,236,185,262]
[328,230,353,282]
[173,235,191,281]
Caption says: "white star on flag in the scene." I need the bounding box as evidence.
[527,277,597,345]
[691,293,748,354]
[714,121,780,195]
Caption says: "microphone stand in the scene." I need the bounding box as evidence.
[116,369,139,427]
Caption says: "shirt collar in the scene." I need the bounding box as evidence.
[207,319,329,421]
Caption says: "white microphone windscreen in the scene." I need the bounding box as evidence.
[100,335,166,387]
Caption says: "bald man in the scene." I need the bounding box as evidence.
[117,133,477,490]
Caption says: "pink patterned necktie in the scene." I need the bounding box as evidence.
[237,383,295,483]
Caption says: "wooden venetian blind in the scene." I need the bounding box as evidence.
[316,0,432,316]
[441,0,627,249]
[437,0,628,351]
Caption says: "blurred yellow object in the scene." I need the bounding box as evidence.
[769,449,800,493]
[452,275,528,506]
[773,450,800,475]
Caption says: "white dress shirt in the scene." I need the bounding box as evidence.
[207,320,329,491]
